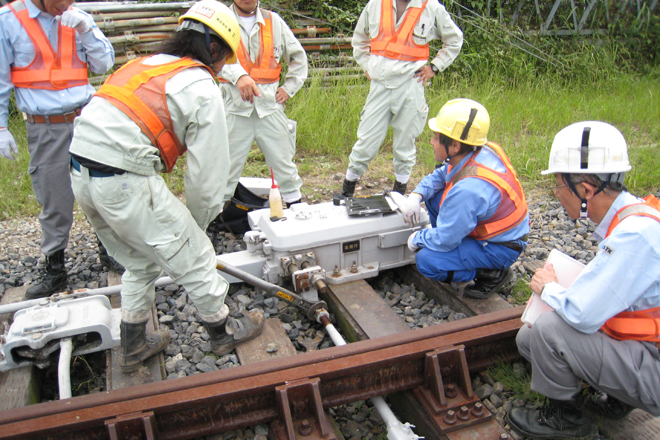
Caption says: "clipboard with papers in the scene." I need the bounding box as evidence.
[521,249,586,327]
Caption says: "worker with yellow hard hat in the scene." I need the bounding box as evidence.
[68,0,264,373]
[400,98,529,299]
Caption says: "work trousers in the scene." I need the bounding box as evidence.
[415,190,521,282]
[516,311,660,416]
[223,109,302,203]
[347,78,428,178]
[71,166,229,317]
[26,122,75,255]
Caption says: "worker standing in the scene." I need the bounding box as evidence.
[0,0,115,298]
[507,121,660,439]
[218,0,307,207]
[341,0,463,197]
[401,99,529,299]
[68,0,264,373]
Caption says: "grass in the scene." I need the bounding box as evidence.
[489,359,545,405]
[1,68,659,221]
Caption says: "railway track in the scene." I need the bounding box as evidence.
[0,264,523,440]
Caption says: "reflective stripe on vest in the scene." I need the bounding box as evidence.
[8,0,88,90]
[439,142,528,240]
[95,56,215,173]
[601,195,660,342]
[370,0,430,62]
[218,9,281,84]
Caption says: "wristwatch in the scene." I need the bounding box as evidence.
[430,64,439,75]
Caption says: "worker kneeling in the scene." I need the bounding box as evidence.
[69,0,264,373]
[403,99,529,299]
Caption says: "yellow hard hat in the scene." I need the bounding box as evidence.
[178,0,240,64]
[428,98,490,146]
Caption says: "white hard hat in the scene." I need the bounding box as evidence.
[542,121,631,182]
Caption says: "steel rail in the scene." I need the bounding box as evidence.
[0,307,524,440]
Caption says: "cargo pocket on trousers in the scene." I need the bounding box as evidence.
[146,226,193,280]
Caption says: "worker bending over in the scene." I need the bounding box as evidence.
[69,0,264,373]
[508,121,660,439]
[218,0,307,206]
[402,99,529,299]
[341,0,463,197]
[0,0,115,298]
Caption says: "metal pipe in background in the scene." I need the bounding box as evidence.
[77,2,193,13]
[92,11,179,21]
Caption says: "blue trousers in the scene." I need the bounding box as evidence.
[415,191,521,282]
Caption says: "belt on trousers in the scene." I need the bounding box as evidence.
[26,108,82,124]
[494,234,529,253]
[71,156,116,178]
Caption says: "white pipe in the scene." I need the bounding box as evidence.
[317,313,422,440]
[58,338,73,400]
[0,276,174,315]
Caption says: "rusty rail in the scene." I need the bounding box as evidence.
[0,307,524,440]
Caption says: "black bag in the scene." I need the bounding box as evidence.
[207,182,269,237]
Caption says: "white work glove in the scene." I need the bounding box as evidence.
[407,231,420,252]
[57,9,92,34]
[0,128,18,161]
[389,191,422,228]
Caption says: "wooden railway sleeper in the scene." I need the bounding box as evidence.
[413,344,494,435]
[272,378,336,440]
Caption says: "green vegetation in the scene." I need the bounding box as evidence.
[489,360,545,404]
[1,2,658,220]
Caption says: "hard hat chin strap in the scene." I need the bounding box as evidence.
[565,176,588,219]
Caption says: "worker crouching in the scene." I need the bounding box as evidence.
[68,0,264,373]
[401,99,529,299]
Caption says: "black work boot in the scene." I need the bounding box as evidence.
[507,398,598,439]
[286,199,301,208]
[97,238,125,273]
[119,320,171,373]
[392,180,407,195]
[203,310,265,356]
[25,249,68,299]
[463,268,512,299]
[341,178,357,197]
[583,388,634,420]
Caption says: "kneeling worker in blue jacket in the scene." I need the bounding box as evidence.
[401,98,529,299]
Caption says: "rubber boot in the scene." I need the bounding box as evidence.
[25,249,68,299]
[507,398,598,439]
[119,320,171,373]
[97,237,125,273]
[286,199,302,208]
[392,180,407,195]
[341,178,357,197]
[463,268,512,299]
[203,310,265,356]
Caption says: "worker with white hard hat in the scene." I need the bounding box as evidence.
[340,0,463,198]
[217,0,307,207]
[68,0,264,374]
[400,98,529,299]
[508,121,660,439]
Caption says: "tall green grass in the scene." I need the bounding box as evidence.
[1,67,658,221]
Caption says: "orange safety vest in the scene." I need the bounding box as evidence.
[8,0,88,90]
[218,9,281,84]
[370,0,430,62]
[600,195,660,342]
[439,142,528,240]
[95,56,215,173]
